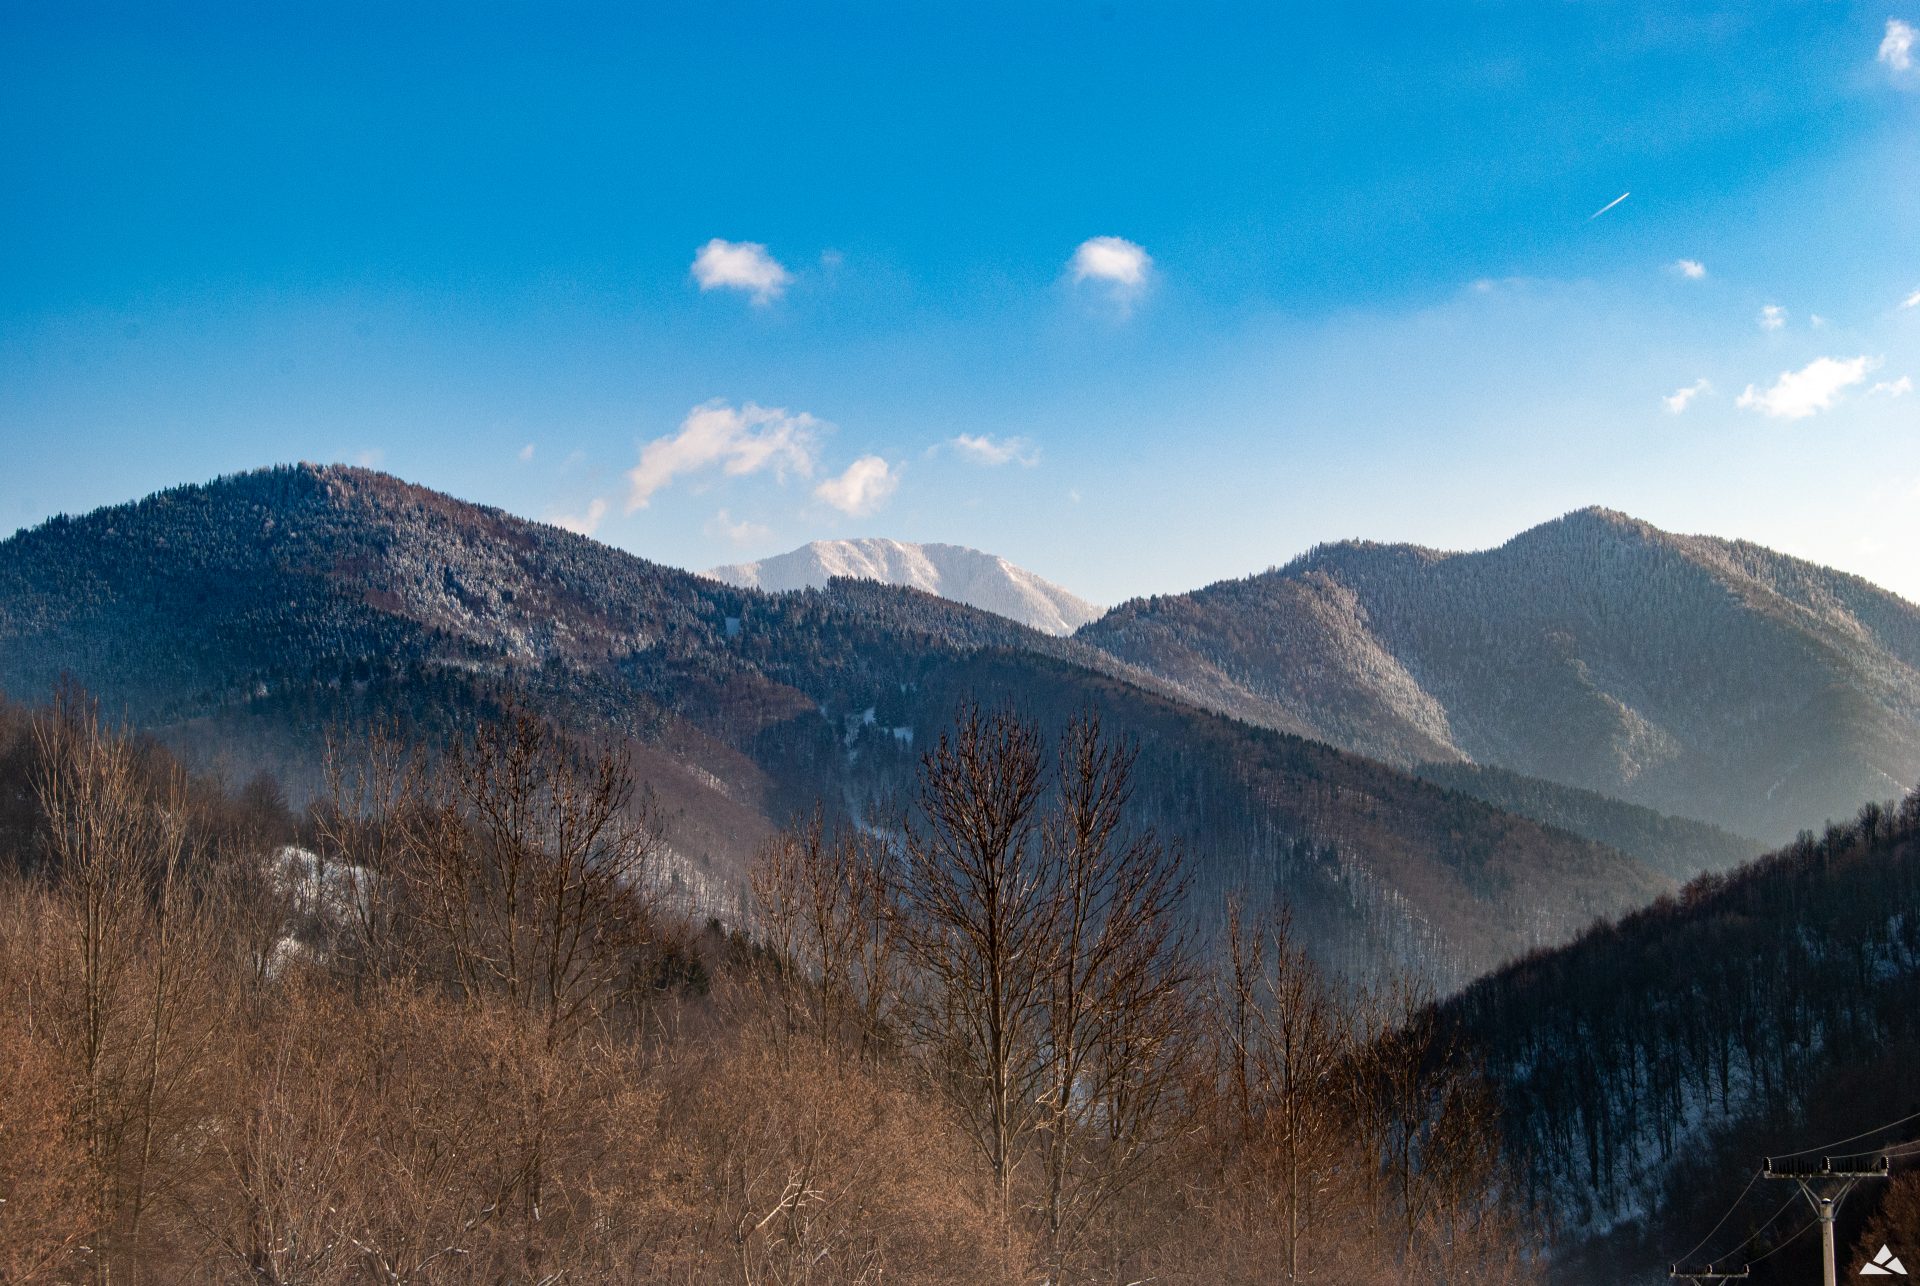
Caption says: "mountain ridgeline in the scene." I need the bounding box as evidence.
[0,465,1680,990]
[1077,508,1920,843]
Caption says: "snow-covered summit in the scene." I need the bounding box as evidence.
[706,538,1101,637]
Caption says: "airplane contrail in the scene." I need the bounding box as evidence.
[1589,191,1631,220]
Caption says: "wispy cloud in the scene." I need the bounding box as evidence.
[1069,236,1153,311]
[691,239,793,304]
[950,433,1039,466]
[517,443,535,463]
[814,456,898,516]
[1672,259,1707,280]
[626,401,820,510]
[554,497,609,536]
[704,508,773,546]
[1664,378,1712,414]
[1737,355,1879,419]
[1901,288,1920,310]
[1758,304,1787,331]
[1870,375,1914,398]
[1881,18,1915,73]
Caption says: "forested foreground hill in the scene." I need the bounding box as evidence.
[1078,507,1920,843]
[0,464,1670,987]
[0,693,1552,1284]
[1443,789,1920,1284]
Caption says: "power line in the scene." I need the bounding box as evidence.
[1770,1106,1920,1158]
[1741,1209,1816,1267]
[1670,1189,1798,1281]
[1674,1170,1760,1266]
[1761,1155,1888,1286]
[1666,1106,1918,1278]
[1685,1189,1798,1272]
[1712,1190,1799,1264]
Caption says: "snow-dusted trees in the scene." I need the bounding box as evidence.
[1446,786,1920,1277]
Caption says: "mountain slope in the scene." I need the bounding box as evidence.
[708,538,1100,636]
[0,465,1672,988]
[1078,508,1920,842]
[1444,789,1920,1283]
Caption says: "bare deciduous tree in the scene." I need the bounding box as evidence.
[899,704,1050,1248]
[1035,713,1192,1280]
[403,705,662,1043]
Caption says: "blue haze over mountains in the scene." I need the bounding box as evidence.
[6,464,1919,988]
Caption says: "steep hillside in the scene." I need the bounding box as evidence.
[0,465,1672,988]
[1444,789,1920,1284]
[707,537,1101,636]
[1079,508,1920,842]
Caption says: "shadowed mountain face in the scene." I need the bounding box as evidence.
[0,465,1675,990]
[707,538,1101,637]
[1078,508,1920,842]
[1444,793,1920,1283]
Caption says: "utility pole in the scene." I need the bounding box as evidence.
[1669,1264,1748,1284]
[1762,1154,1890,1286]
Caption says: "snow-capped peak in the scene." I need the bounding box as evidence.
[705,538,1101,636]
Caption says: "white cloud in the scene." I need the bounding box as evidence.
[518,443,535,463]
[1673,259,1707,280]
[554,498,609,536]
[1881,18,1915,72]
[1901,288,1920,310]
[626,401,820,510]
[1870,375,1914,398]
[814,456,898,516]
[704,508,773,546]
[1069,236,1153,309]
[1664,378,1712,414]
[690,239,793,304]
[1759,304,1787,331]
[1736,355,1879,419]
[355,448,384,469]
[951,433,1039,466]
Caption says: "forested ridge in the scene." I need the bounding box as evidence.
[1079,506,1920,843]
[1411,760,1761,882]
[0,464,1675,987]
[1445,783,1920,1283]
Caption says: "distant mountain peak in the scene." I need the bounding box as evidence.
[1080,508,1920,842]
[1520,504,1658,540]
[706,537,1101,636]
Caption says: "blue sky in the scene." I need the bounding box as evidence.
[3,2,1917,605]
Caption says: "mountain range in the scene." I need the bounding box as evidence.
[0,464,1710,989]
[1078,508,1920,842]
[706,537,1101,637]
[7,465,1910,1281]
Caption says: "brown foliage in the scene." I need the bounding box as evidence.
[0,693,1539,1284]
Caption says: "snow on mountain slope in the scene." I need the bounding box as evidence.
[707,538,1101,637]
